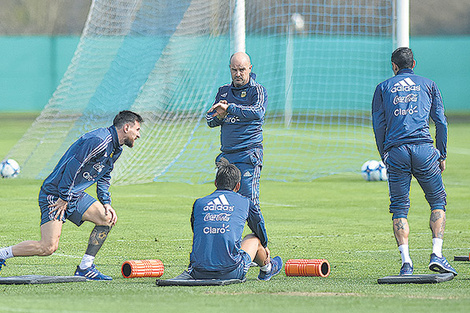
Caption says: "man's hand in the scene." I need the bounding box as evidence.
[49,198,68,221]
[439,159,446,172]
[207,100,229,119]
[103,203,118,226]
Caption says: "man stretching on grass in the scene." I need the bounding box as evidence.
[0,110,143,280]
[188,158,282,281]
[372,47,456,276]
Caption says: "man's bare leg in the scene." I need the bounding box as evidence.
[10,220,63,257]
[393,217,413,274]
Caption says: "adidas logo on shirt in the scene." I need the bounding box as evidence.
[208,194,229,206]
[391,77,421,93]
[243,171,252,177]
[203,194,234,212]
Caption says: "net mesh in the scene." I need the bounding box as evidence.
[9,0,394,184]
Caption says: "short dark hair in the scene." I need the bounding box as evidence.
[113,110,143,129]
[391,47,414,70]
[215,158,241,191]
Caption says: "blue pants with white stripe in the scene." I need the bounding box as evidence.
[384,143,447,219]
[216,148,263,210]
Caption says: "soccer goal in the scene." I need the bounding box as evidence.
[8,0,406,184]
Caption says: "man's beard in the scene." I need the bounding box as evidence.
[124,137,134,148]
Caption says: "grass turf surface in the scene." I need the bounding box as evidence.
[0,113,469,312]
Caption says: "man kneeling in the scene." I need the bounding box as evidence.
[188,158,282,281]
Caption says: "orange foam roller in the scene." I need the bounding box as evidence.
[121,259,164,278]
[285,259,330,277]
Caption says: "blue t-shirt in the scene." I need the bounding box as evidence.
[189,189,268,274]
[206,73,268,153]
[372,68,447,159]
[41,126,122,204]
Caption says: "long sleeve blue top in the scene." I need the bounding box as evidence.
[41,126,122,204]
[189,189,268,274]
[206,73,268,153]
[372,68,447,159]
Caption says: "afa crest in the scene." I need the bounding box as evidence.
[241,91,246,98]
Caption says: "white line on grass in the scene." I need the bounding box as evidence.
[448,147,470,155]
[51,253,81,259]
[355,247,468,253]
[282,230,470,239]
[118,194,296,207]
[1,308,91,313]
[262,202,296,207]
[116,238,191,242]
[112,231,470,244]
[116,239,155,242]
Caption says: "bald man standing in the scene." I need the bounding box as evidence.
[206,52,268,217]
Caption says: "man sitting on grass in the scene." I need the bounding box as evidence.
[188,158,282,281]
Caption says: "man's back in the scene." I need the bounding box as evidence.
[372,68,447,157]
[189,189,250,273]
[41,126,121,202]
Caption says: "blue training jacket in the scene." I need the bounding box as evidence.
[372,68,447,159]
[206,73,268,153]
[189,189,268,274]
[41,126,122,204]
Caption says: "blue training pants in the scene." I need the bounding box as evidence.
[216,148,263,210]
[384,143,446,219]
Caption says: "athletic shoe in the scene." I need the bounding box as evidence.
[74,264,112,281]
[428,253,457,276]
[0,259,6,273]
[399,262,413,276]
[258,256,283,281]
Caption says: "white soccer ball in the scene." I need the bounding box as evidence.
[361,160,387,181]
[291,13,305,32]
[0,159,20,178]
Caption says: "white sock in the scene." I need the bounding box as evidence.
[0,246,14,260]
[432,238,443,258]
[398,244,412,266]
[260,263,272,272]
[79,254,95,270]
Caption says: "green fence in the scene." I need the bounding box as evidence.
[0,36,468,113]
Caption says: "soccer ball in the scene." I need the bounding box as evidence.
[0,159,20,178]
[291,13,305,32]
[361,160,387,181]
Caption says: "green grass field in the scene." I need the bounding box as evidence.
[1,113,469,312]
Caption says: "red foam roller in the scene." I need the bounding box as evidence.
[285,259,330,277]
[121,259,164,278]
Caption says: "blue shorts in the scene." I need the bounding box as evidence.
[38,190,97,226]
[189,250,252,280]
[384,143,446,219]
[216,148,263,209]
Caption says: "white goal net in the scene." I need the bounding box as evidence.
[9,0,395,184]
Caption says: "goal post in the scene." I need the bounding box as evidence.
[395,0,409,48]
[232,0,246,53]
